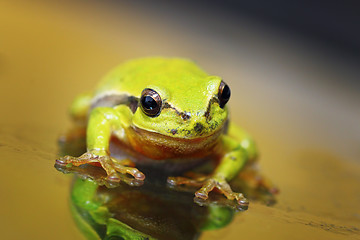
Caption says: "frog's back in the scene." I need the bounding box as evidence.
[94,57,209,98]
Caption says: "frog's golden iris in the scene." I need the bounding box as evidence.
[140,88,162,117]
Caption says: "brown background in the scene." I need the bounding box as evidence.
[0,1,359,239]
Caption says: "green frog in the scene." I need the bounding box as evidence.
[56,57,257,205]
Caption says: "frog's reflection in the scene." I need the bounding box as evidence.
[69,175,236,240]
[56,131,277,239]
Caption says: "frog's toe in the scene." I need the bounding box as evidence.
[106,172,121,182]
[56,155,79,166]
[215,179,249,206]
[195,178,217,200]
[111,160,145,181]
[167,176,204,187]
[125,167,144,180]
[55,157,68,165]
[238,197,249,206]
[195,189,209,200]
[133,171,146,180]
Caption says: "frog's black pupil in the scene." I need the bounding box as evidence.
[140,88,162,117]
[142,96,157,110]
[222,85,231,100]
[219,83,231,108]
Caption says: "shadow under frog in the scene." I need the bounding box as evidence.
[56,130,277,240]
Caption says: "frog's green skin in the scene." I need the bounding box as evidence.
[57,57,257,205]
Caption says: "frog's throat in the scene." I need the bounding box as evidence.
[126,126,223,160]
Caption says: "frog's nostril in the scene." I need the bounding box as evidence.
[194,123,204,133]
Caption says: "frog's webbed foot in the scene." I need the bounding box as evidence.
[167,175,249,206]
[196,176,249,206]
[56,152,145,183]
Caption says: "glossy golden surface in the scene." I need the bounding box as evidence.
[1,1,359,239]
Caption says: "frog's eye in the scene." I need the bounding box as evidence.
[140,88,162,117]
[218,81,231,108]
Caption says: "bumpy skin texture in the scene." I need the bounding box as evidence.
[57,57,257,205]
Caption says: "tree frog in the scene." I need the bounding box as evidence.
[56,57,257,205]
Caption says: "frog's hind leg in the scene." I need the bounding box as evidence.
[69,91,93,124]
[58,92,93,145]
[226,122,258,162]
[228,123,278,193]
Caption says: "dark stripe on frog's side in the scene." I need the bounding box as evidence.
[163,96,220,123]
[91,93,139,113]
[163,102,191,121]
[91,93,193,121]
[204,96,220,122]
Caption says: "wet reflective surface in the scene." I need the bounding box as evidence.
[1,1,360,239]
[68,175,242,240]
[55,131,275,239]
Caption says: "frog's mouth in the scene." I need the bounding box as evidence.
[127,125,223,160]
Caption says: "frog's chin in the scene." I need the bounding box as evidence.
[126,126,223,160]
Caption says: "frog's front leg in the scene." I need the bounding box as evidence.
[56,106,145,182]
[169,124,257,206]
[194,134,250,205]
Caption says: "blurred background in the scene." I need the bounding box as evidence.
[0,0,359,239]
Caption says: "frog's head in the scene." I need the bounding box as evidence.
[131,59,230,141]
